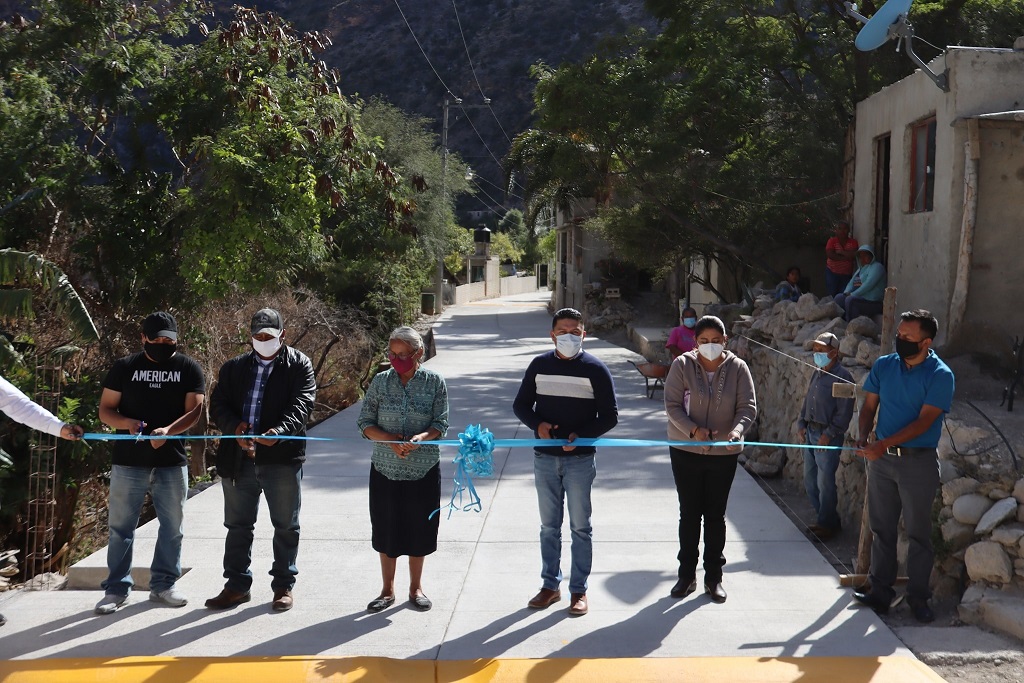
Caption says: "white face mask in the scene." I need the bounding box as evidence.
[698,343,724,362]
[555,333,583,358]
[252,336,282,357]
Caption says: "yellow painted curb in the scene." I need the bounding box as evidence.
[0,656,431,683]
[440,656,948,682]
[0,656,947,683]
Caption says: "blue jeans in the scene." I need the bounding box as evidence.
[825,270,851,298]
[534,451,596,594]
[803,426,842,531]
[222,459,302,592]
[103,464,187,596]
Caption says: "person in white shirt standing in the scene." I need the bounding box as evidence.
[0,374,84,626]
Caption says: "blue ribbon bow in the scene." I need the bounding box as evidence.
[430,424,495,519]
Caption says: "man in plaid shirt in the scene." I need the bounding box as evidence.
[207,308,316,612]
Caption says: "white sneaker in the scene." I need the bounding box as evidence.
[94,593,128,615]
[149,587,188,607]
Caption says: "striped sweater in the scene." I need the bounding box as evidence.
[513,350,618,455]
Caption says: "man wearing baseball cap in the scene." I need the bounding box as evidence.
[796,332,855,541]
[95,311,206,614]
[207,308,316,612]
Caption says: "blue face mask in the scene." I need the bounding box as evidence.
[682,317,697,328]
[813,351,832,368]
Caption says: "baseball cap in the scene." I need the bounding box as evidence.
[142,312,178,341]
[814,332,840,349]
[250,308,283,337]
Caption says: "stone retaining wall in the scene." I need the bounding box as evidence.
[721,291,1024,632]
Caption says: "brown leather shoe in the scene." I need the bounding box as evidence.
[527,588,561,609]
[272,589,293,612]
[205,588,251,610]
[568,593,588,616]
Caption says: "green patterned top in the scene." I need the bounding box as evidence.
[357,365,450,481]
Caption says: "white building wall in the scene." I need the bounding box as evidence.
[853,47,1024,339]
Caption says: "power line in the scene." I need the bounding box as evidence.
[391,0,527,195]
[469,193,506,216]
[448,0,517,146]
[457,105,505,172]
[456,105,527,193]
[450,0,487,104]
[391,0,455,96]
[470,178,508,212]
[474,172,525,202]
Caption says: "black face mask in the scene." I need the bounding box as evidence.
[145,342,177,363]
[895,337,923,361]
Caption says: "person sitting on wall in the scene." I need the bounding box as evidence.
[774,266,802,303]
[834,245,886,321]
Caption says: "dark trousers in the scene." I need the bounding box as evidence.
[825,270,852,298]
[834,293,884,321]
[866,449,940,603]
[670,448,739,584]
[222,459,303,592]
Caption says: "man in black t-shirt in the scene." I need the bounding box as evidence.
[95,311,205,615]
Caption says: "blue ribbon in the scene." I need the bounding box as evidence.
[83,428,857,520]
[82,432,856,451]
[430,424,495,520]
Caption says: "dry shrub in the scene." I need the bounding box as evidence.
[185,289,379,431]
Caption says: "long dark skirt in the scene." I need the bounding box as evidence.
[369,462,441,558]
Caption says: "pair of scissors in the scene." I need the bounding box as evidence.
[134,421,147,443]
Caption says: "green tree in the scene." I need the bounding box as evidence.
[509,0,1024,290]
[490,231,524,265]
[0,3,412,314]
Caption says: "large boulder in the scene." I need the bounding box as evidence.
[805,300,843,323]
[965,541,1013,583]
[942,477,980,506]
[793,293,819,320]
[952,493,995,525]
[794,321,827,347]
[846,315,880,338]
[975,497,1018,535]
[1014,477,1024,505]
[855,339,881,367]
[839,333,866,358]
[941,518,975,547]
[990,526,1024,546]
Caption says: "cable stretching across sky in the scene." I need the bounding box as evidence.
[393,0,527,195]
[450,0,517,147]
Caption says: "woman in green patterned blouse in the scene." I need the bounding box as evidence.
[358,326,449,613]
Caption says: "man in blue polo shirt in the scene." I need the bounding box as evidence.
[513,307,618,617]
[853,309,955,623]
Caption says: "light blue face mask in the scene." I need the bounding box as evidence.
[682,317,697,328]
[813,351,832,368]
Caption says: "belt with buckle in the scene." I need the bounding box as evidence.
[885,445,932,457]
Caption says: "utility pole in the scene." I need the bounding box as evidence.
[435,96,492,313]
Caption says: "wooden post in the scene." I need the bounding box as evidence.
[947,120,980,343]
[854,286,898,577]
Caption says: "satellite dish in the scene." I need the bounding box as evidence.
[843,0,949,92]
[854,0,913,52]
